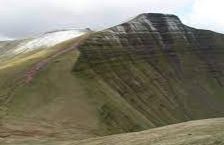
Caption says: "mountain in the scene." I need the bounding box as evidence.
[74,13,224,127]
[0,13,224,145]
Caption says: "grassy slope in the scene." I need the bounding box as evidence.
[0,37,102,139]
[0,35,153,143]
[3,48,102,139]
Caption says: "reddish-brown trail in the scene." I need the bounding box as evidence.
[2,36,87,106]
[23,44,78,84]
[2,44,78,106]
[22,34,89,84]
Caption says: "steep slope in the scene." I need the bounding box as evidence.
[74,13,224,129]
[0,13,224,144]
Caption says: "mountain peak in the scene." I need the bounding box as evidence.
[109,13,183,33]
[135,13,180,20]
[133,13,183,30]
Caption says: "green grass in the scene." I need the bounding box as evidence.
[0,36,154,142]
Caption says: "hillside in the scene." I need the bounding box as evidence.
[74,13,224,129]
[1,118,224,145]
[0,13,224,144]
[62,118,224,145]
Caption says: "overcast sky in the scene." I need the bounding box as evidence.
[0,0,223,40]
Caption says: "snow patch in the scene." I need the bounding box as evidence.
[14,29,87,54]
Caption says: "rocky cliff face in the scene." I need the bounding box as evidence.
[74,13,224,128]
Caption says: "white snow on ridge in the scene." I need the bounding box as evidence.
[14,29,87,54]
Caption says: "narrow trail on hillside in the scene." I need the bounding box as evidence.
[2,36,88,106]
[23,44,78,83]
[22,35,89,84]
[2,46,76,106]
[0,36,91,140]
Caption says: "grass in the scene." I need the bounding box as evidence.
[0,35,154,143]
[1,118,224,145]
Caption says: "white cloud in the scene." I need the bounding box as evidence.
[183,0,224,33]
[0,0,193,38]
[0,0,223,38]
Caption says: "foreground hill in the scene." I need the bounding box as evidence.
[2,118,224,145]
[0,13,224,144]
[67,118,224,145]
